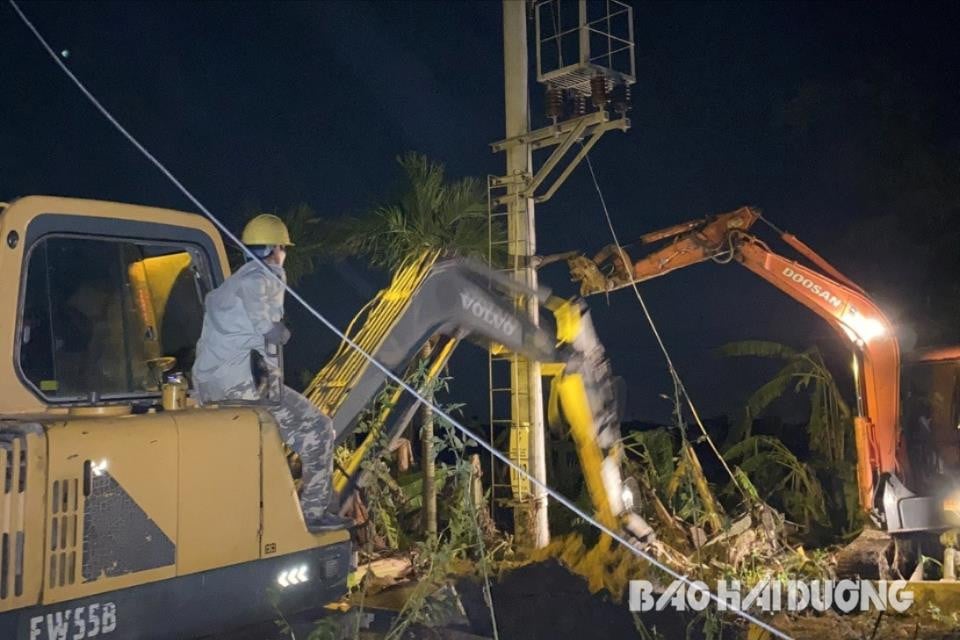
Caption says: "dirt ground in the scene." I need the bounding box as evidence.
[458,559,723,640]
[224,559,960,639]
[457,560,960,640]
[776,611,960,640]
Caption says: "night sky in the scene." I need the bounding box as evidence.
[3,1,958,424]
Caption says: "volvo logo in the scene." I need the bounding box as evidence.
[460,291,518,336]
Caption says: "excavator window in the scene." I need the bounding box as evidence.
[902,358,960,491]
[18,235,209,402]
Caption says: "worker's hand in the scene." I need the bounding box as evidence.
[264,321,291,346]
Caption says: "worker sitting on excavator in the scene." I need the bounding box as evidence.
[192,213,350,532]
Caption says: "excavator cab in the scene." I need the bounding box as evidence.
[0,197,351,639]
[18,235,206,402]
[902,347,960,528]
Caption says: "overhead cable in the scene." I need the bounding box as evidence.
[581,153,748,500]
[8,3,790,637]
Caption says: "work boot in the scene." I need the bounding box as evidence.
[306,512,353,532]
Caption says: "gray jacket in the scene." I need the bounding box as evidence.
[192,260,286,401]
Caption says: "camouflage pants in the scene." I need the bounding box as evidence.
[217,380,334,522]
[269,385,335,521]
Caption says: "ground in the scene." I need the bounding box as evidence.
[221,555,960,639]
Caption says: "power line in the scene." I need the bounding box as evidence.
[7,3,791,637]
[581,153,747,499]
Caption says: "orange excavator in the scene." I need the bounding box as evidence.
[542,206,960,572]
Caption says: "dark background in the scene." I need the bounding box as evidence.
[3,1,958,424]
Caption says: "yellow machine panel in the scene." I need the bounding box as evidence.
[0,427,47,613]
[258,413,349,558]
[43,412,178,605]
[174,408,260,575]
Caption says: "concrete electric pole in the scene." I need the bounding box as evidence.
[500,0,550,547]
[489,0,635,548]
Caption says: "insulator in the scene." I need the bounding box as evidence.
[613,83,632,116]
[545,84,563,124]
[590,74,609,109]
[574,93,586,116]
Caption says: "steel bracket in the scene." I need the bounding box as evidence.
[491,110,630,206]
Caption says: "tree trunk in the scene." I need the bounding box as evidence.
[419,340,438,540]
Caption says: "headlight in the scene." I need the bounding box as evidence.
[942,490,960,527]
[841,308,887,344]
[621,478,640,511]
[944,492,960,515]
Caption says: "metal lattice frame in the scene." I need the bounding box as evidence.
[305,250,440,416]
[535,0,636,94]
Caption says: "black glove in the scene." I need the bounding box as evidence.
[264,321,291,346]
[251,349,270,394]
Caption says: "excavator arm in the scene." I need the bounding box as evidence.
[328,259,653,544]
[554,207,901,519]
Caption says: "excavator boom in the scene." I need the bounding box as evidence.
[326,258,654,544]
[550,207,922,531]
[570,207,760,293]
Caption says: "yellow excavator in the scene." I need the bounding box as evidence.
[0,195,651,639]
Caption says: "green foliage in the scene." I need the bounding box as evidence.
[382,372,499,640]
[687,606,726,640]
[304,617,341,640]
[622,428,721,533]
[348,375,417,551]
[623,428,676,481]
[724,436,827,527]
[633,614,667,640]
[360,457,403,549]
[281,202,326,286]
[349,361,498,638]
[716,340,799,360]
[731,467,760,504]
[718,341,850,455]
[314,152,501,270]
[231,151,500,288]
[352,366,455,551]
[720,340,858,537]
[308,151,503,634]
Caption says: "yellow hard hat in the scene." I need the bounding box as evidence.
[241,214,294,246]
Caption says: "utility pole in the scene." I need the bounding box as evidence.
[489,0,635,549]
[501,0,549,547]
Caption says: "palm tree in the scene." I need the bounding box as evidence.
[317,152,496,539]
[317,152,493,268]
[280,202,328,286]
